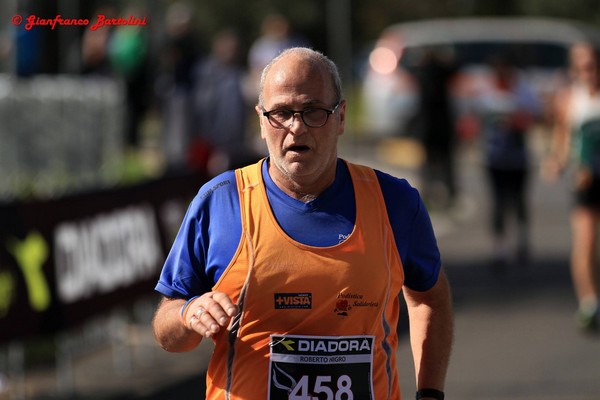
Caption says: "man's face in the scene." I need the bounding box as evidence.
[256,54,346,189]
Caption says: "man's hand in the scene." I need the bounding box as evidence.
[183,291,239,338]
[153,292,239,352]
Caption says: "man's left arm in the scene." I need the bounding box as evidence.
[403,268,453,395]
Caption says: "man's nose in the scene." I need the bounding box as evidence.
[288,112,308,132]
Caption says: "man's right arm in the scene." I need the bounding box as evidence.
[153,171,242,352]
[152,296,203,352]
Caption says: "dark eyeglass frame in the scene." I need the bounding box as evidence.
[262,101,341,129]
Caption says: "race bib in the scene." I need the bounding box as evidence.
[268,335,375,400]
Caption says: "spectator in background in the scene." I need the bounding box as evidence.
[107,5,150,148]
[476,54,539,269]
[412,47,458,210]
[543,42,600,332]
[81,6,116,76]
[156,1,202,172]
[190,28,255,173]
[245,13,309,101]
[14,23,42,77]
[0,29,10,73]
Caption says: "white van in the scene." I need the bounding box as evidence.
[361,17,600,138]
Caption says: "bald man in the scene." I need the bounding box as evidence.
[153,47,453,400]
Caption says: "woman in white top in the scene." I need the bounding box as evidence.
[545,42,600,333]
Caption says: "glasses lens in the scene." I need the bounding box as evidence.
[269,110,293,127]
[303,109,328,127]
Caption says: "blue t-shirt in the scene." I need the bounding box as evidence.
[155,159,441,298]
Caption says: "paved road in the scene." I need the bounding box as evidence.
[13,139,600,400]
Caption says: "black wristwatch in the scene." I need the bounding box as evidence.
[416,388,445,399]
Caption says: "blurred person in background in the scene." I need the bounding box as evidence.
[0,30,9,73]
[543,42,600,332]
[190,28,256,173]
[476,53,539,269]
[412,47,459,210]
[81,6,117,76]
[245,13,310,101]
[153,47,453,400]
[156,1,202,172]
[107,5,150,148]
[14,21,42,77]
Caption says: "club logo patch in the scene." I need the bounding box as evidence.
[334,299,352,316]
[334,292,379,316]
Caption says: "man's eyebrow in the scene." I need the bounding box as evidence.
[266,100,326,109]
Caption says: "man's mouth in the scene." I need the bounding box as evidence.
[287,145,310,153]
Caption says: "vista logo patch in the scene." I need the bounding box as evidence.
[274,293,312,309]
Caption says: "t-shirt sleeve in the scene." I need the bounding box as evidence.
[155,171,241,299]
[376,170,442,291]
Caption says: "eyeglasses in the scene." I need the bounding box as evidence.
[262,102,340,129]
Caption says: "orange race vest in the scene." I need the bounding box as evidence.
[206,159,405,400]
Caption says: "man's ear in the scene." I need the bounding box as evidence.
[338,99,347,136]
[256,105,267,139]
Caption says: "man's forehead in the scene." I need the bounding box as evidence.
[268,56,326,83]
[262,88,330,109]
[263,58,331,100]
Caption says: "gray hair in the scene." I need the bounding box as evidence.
[257,47,343,108]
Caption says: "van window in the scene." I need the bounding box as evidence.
[399,43,569,71]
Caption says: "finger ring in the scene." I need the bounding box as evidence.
[195,307,206,318]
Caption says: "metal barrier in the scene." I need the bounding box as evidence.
[0,74,126,200]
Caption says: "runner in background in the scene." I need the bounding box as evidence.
[543,42,600,332]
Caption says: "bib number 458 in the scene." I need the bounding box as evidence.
[289,375,353,400]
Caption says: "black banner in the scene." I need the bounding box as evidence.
[0,172,206,343]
